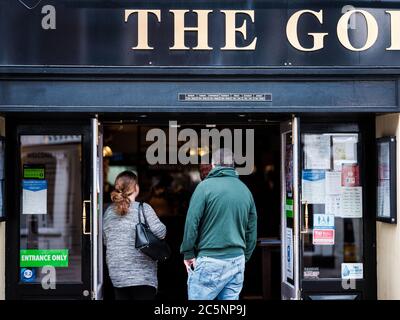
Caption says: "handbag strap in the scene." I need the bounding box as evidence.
[138,202,149,226]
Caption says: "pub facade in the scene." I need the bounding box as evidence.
[0,0,399,300]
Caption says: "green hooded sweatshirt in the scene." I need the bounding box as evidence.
[180,166,257,262]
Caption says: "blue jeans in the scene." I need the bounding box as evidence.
[187,255,245,300]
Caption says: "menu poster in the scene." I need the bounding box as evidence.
[377,180,391,218]
[340,187,363,218]
[302,170,326,204]
[377,140,393,220]
[378,142,390,180]
[304,134,331,170]
[341,164,360,187]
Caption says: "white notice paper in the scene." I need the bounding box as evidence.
[339,187,362,218]
[286,228,294,280]
[22,180,48,215]
[302,170,326,204]
[325,171,342,216]
[304,134,331,170]
[332,135,358,171]
[326,195,342,216]
[325,171,342,195]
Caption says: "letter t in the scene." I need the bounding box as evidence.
[125,9,161,50]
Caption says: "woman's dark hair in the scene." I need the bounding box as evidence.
[111,171,138,216]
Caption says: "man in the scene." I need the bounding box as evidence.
[180,148,257,300]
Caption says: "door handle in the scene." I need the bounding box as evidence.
[82,200,91,235]
[301,201,310,234]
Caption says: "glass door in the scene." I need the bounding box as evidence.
[299,121,376,300]
[6,121,93,299]
[281,117,300,300]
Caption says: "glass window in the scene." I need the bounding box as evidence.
[301,133,363,280]
[19,135,83,284]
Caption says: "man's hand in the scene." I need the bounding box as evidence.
[184,258,196,273]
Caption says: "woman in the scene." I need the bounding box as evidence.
[103,171,166,300]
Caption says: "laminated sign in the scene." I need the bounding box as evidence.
[22,179,47,215]
[341,263,363,279]
[20,249,69,268]
[313,214,335,245]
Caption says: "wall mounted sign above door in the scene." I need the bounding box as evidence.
[2,1,400,68]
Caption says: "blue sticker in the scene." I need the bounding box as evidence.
[20,268,36,282]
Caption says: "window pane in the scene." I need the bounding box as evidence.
[301,133,363,280]
[19,135,82,284]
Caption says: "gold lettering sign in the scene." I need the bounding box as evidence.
[386,10,400,51]
[337,9,378,51]
[221,10,257,50]
[125,10,161,50]
[286,10,328,52]
[169,10,212,50]
[123,8,400,52]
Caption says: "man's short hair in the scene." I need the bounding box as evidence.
[212,148,235,167]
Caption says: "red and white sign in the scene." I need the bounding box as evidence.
[313,229,335,245]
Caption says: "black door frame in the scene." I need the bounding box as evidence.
[299,115,377,300]
[5,118,92,299]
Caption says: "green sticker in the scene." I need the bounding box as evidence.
[286,198,294,218]
[23,168,45,179]
[20,249,69,267]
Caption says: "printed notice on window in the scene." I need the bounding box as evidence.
[286,228,294,280]
[304,134,331,170]
[339,187,362,218]
[302,170,326,204]
[22,180,47,215]
[332,135,358,171]
[325,171,342,216]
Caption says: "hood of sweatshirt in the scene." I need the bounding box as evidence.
[206,166,238,179]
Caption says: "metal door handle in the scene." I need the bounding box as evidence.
[301,201,310,234]
[82,200,91,235]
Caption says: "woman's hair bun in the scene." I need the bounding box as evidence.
[111,171,138,216]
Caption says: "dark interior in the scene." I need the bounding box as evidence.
[102,118,282,300]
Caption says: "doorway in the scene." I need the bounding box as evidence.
[4,114,376,300]
[101,116,283,300]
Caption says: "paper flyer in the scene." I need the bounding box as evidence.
[22,179,48,215]
[341,164,360,187]
[302,170,326,204]
[340,187,363,218]
[304,134,331,170]
[333,135,358,171]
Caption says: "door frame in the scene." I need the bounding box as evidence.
[280,117,301,300]
[5,118,93,299]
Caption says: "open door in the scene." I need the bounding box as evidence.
[281,117,300,300]
[91,118,104,300]
[6,120,92,299]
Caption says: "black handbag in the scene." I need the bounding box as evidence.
[135,202,171,261]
